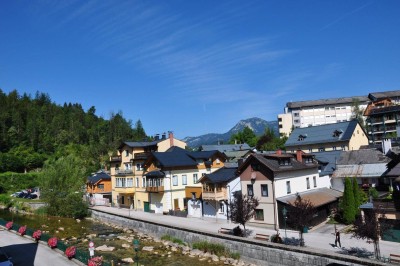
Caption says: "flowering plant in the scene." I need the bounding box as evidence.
[48,237,58,248]
[33,230,42,242]
[65,246,76,259]
[5,221,13,230]
[88,256,103,266]
[18,225,27,236]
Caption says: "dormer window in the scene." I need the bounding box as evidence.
[333,129,343,137]
[298,134,307,141]
[304,157,313,164]
[279,158,291,166]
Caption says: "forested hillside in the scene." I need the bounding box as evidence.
[0,89,147,173]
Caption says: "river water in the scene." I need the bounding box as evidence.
[0,209,229,265]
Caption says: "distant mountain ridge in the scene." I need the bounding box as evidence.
[183,117,279,148]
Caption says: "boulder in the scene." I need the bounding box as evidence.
[122,258,134,263]
[122,244,130,249]
[95,245,115,252]
[142,246,154,252]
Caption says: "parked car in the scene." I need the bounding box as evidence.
[25,194,37,199]
[10,192,22,197]
[0,249,13,266]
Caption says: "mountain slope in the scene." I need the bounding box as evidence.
[183,117,278,148]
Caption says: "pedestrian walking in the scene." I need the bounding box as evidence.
[335,228,341,248]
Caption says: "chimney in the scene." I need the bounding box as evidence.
[296,150,303,162]
[169,131,174,147]
[154,134,160,141]
[276,149,282,155]
[382,138,392,155]
[161,132,166,140]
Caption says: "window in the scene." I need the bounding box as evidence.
[261,184,268,197]
[97,184,104,190]
[193,174,198,184]
[182,175,187,185]
[136,177,139,187]
[173,175,178,186]
[216,158,221,165]
[286,181,291,194]
[142,177,146,187]
[127,178,133,187]
[116,178,126,187]
[304,157,313,164]
[318,147,325,152]
[148,179,153,187]
[294,113,299,117]
[313,176,317,188]
[125,150,129,157]
[247,184,254,197]
[306,177,310,189]
[136,163,143,171]
[254,209,264,221]
[332,146,337,150]
[219,202,224,213]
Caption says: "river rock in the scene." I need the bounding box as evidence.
[76,219,81,223]
[95,245,115,251]
[142,246,154,252]
[211,255,219,262]
[122,244,130,248]
[171,246,177,252]
[122,258,134,263]
[190,249,203,256]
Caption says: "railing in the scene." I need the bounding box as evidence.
[0,218,111,266]
[146,186,164,193]
[115,169,133,175]
[109,156,121,162]
[202,191,226,200]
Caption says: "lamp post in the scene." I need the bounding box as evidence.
[282,206,288,242]
[133,239,140,266]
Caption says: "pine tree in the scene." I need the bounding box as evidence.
[342,177,356,224]
[352,177,361,214]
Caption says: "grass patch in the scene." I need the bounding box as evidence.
[160,234,186,246]
[192,241,240,259]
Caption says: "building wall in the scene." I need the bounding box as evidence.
[87,180,112,194]
[278,113,293,137]
[157,138,186,151]
[348,123,369,150]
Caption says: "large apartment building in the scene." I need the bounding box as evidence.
[278,90,400,138]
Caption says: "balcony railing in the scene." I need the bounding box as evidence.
[110,156,121,162]
[202,191,226,200]
[145,186,164,193]
[115,169,133,175]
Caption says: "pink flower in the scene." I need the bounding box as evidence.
[88,256,103,266]
[18,225,27,236]
[5,221,13,230]
[48,237,58,248]
[33,230,42,242]
[65,246,76,259]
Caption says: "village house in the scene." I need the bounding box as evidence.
[285,120,369,153]
[109,132,186,211]
[237,150,341,230]
[86,170,112,205]
[142,147,227,214]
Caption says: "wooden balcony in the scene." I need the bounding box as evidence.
[115,169,133,175]
[202,190,226,201]
[110,156,121,162]
[145,186,164,193]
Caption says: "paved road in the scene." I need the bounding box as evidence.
[92,205,400,258]
[0,229,82,266]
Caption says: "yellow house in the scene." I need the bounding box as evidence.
[285,120,369,153]
[143,147,227,213]
[109,132,186,211]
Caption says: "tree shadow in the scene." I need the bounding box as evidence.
[283,237,301,246]
[336,246,373,258]
[1,242,38,266]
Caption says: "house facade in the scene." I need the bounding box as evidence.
[109,132,186,211]
[285,120,369,153]
[86,170,112,205]
[142,147,227,214]
[238,150,336,229]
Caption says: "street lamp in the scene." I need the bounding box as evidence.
[282,206,288,242]
[133,239,140,266]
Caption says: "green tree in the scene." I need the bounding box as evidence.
[39,155,88,218]
[342,177,356,224]
[229,126,257,147]
[351,98,365,130]
[256,127,287,151]
[352,178,361,213]
[229,191,259,234]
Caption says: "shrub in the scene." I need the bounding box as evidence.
[48,237,58,248]
[18,225,27,236]
[33,230,42,242]
[192,241,240,259]
[160,235,185,245]
[5,221,13,230]
[65,246,76,259]
[88,256,103,266]
[0,194,12,207]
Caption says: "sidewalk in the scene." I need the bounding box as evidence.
[92,205,400,258]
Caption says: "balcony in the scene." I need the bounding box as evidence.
[115,169,133,175]
[202,190,226,201]
[133,152,151,160]
[145,186,164,193]
[110,156,121,162]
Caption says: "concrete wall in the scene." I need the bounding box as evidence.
[91,209,384,266]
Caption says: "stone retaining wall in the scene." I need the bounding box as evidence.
[91,209,385,266]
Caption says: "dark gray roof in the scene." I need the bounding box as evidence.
[200,167,238,184]
[145,170,165,177]
[87,171,111,184]
[277,188,342,207]
[287,96,368,109]
[201,144,251,152]
[312,151,343,176]
[285,120,360,148]
[368,90,400,101]
[336,149,389,165]
[189,151,220,160]
[119,140,160,149]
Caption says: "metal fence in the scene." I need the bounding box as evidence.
[0,218,111,266]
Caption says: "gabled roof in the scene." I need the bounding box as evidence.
[285,120,361,147]
[312,151,342,176]
[237,153,318,179]
[368,90,400,101]
[199,167,238,184]
[118,140,160,149]
[87,170,111,184]
[336,149,389,165]
[286,96,368,109]
[201,143,251,152]
[277,188,342,207]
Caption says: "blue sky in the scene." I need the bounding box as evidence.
[1,0,399,139]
